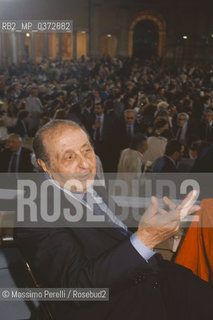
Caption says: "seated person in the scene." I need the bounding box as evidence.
[14,120,213,320]
[116,133,148,195]
[152,140,184,173]
[13,110,30,139]
[0,133,33,172]
[142,118,169,168]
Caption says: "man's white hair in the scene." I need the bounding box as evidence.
[124,109,137,116]
[177,112,189,121]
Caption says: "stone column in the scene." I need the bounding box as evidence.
[10,32,17,64]
[58,33,62,60]
[73,30,77,59]
[0,33,2,66]
[43,33,48,59]
[31,32,35,61]
[17,33,26,61]
[1,33,7,65]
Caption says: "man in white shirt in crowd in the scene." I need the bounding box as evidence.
[25,87,43,135]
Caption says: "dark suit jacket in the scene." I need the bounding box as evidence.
[81,109,94,136]
[199,122,213,142]
[152,155,178,173]
[173,120,199,144]
[91,114,116,171]
[0,147,33,172]
[13,120,29,138]
[177,157,195,172]
[14,180,213,320]
[191,146,213,173]
[91,113,115,144]
[110,120,145,171]
[115,120,145,151]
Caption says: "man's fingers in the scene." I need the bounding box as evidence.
[179,204,200,220]
[151,196,159,210]
[162,190,198,214]
[178,190,198,210]
[146,196,159,217]
[163,196,176,210]
[157,208,180,226]
[176,190,198,219]
[142,196,159,222]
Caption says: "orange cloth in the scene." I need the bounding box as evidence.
[175,199,213,282]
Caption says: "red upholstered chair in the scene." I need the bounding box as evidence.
[175,199,213,284]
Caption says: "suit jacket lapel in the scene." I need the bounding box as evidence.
[62,184,129,241]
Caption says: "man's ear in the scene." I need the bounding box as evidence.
[37,158,48,173]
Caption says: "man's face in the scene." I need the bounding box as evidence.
[159,88,165,95]
[8,136,21,152]
[177,116,187,127]
[139,141,148,154]
[94,104,103,116]
[205,98,211,106]
[169,106,177,117]
[40,126,97,193]
[128,97,135,107]
[204,112,213,124]
[125,111,136,125]
[31,89,38,97]
[94,90,100,98]
[24,114,29,123]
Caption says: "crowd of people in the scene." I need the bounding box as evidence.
[0,55,213,174]
[0,56,213,319]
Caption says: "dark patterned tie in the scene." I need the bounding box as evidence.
[127,125,132,144]
[176,127,182,142]
[83,192,131,236]
[95,117,101,141]
[127,125,131,137]
[9,152,17,172]
[206,124,211,140]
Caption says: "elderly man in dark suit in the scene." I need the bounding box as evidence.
[116,109,144,150]
[91,102,115,171]
[0,133,33,172]
[13,110,30,139]
[174,113,189,144]
[14,120,213,320]
[199,108,213,142]
[113,109,145,170]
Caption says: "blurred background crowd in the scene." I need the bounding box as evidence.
[0,55,213,174]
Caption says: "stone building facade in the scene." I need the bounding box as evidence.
[0,0,212,65]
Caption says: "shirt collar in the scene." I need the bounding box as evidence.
[96,114,104,121]
[16,146,22,156]
[44,173,95,204]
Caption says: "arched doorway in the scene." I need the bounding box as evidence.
[133,20,158,59]
[129,11,166,58]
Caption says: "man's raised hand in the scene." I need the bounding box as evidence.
[136,190,200,250]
